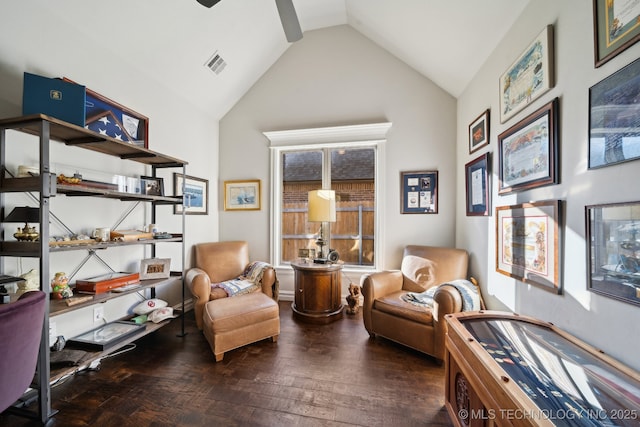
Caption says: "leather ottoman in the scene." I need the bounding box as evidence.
[202,292,280,362]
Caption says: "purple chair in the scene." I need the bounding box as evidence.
[0,290,46,413]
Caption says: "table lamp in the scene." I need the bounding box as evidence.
[4,206,40,241]
[308,190,336,259]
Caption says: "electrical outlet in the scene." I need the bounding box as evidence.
[93,306,104,323]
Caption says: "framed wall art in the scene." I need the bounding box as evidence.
[469,109,490,154]
[586,201,640,306]
[589,57,640,169]
[496,200,562,293]
[174,173,209,215]
[498,98,559,195]
[400,170,438,214]
[593,0,640,67]
[63,77,149,148]
[465,153,491,216]
[499,25,554,123]
[224,179,261,211]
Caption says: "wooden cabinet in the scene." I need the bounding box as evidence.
[0,114,187,423]
[291,262,343,324]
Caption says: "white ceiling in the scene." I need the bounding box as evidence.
[38,0,530,120]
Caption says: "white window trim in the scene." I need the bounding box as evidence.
[265,122,391,272]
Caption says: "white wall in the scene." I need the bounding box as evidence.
[457,0,640,370]
[0,3,218,339]
[219,25,457,298]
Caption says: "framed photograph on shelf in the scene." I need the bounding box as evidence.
[140,176,164,196]
[586,201,640,306]
[224,179,261,211]
[593,0,640,67]
[589,57,640,169]
[465,153,491,216]
[469,109,490,154]
[140,258,171,280]
[63,78,149,148]
[496,200,562,293]
[400,170,438,214]
[499,25,554,123]
[174,174,209,215]
[498,98,559,195]
[67,321,145,351]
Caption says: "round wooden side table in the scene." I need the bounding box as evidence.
[290,261,343,324]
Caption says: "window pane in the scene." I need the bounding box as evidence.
[280,147,376,266]
[330,148,375,266]
[281,151,322,263]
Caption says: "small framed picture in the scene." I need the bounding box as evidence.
[140,176,164,196]
[224,179,261,211]
[593,0,640,67]
[465,153,491,216]
[400,170,438,214]
[140,258,171,280]
[469,109,490,154]
[174,174,209,215]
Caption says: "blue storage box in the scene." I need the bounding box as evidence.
[22,72,86,127]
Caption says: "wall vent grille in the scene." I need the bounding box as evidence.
[204,51,227,75]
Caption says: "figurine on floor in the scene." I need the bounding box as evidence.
[346,283,361,315]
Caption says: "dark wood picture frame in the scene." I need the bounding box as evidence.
[586,201,640,307]
[496,200,562,293]
[400,170,438,214]
[498,98,559,195]
[593,0,640,67]
[469,109,490,154]
[63,77,149,148]
[465,152,491,216]
[589,57,640,169]
[140,176,164,196]
[174,173,209,215]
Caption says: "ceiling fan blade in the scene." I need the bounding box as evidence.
[197,0,221,8]
[275,0,303,42]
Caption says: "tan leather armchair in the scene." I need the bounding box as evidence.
[186,241,278,330]
[362,245,476,361]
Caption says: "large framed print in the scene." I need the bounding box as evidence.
[174,174,209,215]
[469,109,490,154]
[496,200,561,293]
[499,25,554,123]
[498,98,559,195]
[400,171,438,214]
[593,0,640,67]
[465,153,490,216]
[586,201,640,306]
[67,321,145,351]
[589,57,640,169]
[223,179,261,211]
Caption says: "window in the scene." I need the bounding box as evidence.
[265,123,391,270]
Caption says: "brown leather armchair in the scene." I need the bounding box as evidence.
[186,241,278,330]
[362,245,478,361]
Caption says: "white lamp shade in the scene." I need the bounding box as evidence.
[308,190,336,222]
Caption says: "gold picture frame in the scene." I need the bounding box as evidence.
[224,180,261,211]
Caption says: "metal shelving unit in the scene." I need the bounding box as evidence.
[0,114,187,424]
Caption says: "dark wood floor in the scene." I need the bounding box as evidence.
[1,302,453,427]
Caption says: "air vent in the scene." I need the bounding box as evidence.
[204,51,227,75]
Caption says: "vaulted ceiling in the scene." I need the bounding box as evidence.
[37,0,530,119]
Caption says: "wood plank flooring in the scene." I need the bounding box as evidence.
[1,302,453,427]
